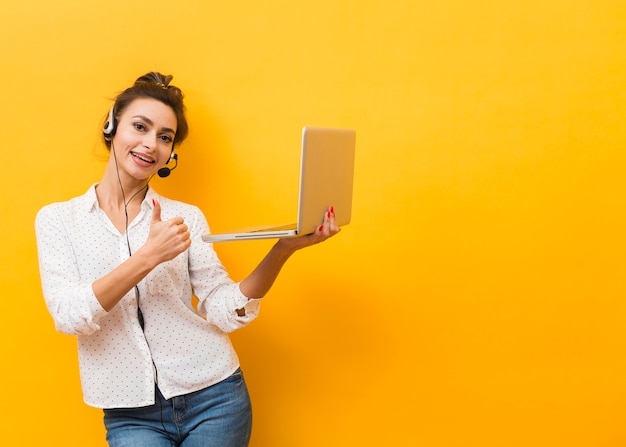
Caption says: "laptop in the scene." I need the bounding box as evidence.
[202,126,356,242]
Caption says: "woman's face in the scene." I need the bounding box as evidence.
[111,97,177,180]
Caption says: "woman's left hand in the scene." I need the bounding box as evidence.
[276,206,341,252]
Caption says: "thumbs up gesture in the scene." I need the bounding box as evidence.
[146,199,191,263]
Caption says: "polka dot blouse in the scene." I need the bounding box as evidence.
[35,185,261,409]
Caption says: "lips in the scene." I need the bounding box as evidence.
[131,151,155,165]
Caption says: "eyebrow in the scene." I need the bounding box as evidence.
[133,115,176,135]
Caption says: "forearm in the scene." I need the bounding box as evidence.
[238,240,298,299]
[92,247,158,311]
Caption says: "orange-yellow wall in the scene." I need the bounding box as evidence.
[1,1,625,446]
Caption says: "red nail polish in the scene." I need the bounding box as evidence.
[318,225,324,232]
[327,211,331,218]
[330,206,334,214]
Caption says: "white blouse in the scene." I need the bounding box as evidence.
[35,185,261,409]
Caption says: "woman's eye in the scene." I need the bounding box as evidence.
[134,123,146,131]
[160,135,173,143]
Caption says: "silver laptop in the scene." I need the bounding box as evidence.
[202,126,356,242]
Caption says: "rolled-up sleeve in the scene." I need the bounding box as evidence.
[186,208,261,332]
[35,205,108,335]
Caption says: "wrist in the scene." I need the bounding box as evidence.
[133,245,160,273]
[274,239,299,258]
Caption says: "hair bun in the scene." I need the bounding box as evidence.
[135,72,173,88]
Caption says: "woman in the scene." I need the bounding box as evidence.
[35,72,340,446]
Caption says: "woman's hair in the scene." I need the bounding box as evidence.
[103,72,188,149]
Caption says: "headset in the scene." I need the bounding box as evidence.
[103,105,116,138]
[104,105,178,178]
[158,151,178,178]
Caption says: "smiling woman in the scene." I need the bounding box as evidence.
[109,99,177,182]
[33,72,341,447]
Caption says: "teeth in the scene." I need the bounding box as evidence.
[132,152,154,163]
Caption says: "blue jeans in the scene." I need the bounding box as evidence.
[103,368,252,447]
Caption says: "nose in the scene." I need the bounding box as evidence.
[143,131,158,149]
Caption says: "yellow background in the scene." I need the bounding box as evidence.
[1,1,625,446]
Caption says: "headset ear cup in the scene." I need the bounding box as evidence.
[103,106,116,138]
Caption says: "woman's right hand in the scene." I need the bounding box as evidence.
[145,199,191,264]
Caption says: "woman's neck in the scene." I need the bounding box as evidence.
[97,168,149,212]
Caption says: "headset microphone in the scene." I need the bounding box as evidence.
[157,152,178,178]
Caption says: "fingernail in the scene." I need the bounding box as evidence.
[330,206,334,214]
[152,199,156,206]
[318,225,324,232]
[327,211,331,218]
